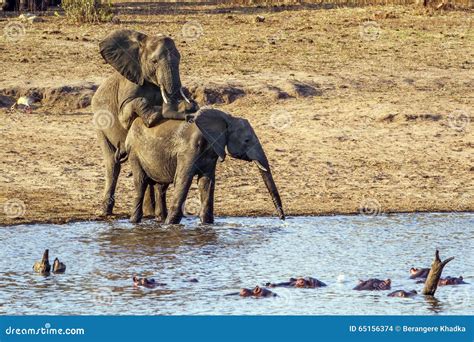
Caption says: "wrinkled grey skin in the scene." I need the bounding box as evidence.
[124,108,285,224]
[92,29,196,215]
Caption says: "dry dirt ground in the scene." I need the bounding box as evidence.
[0,3,472,225]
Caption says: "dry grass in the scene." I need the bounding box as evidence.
[0,4,472,225]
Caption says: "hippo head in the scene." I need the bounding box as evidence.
[295,278,306,288]
[239,288,253,297]
[252,286,265,297]
[439,276,464,286]
[410,268,420,276]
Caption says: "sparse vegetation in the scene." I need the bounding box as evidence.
[61,0,114,24]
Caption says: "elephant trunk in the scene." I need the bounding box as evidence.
[161,61,182,102]
[258,164,285,220]
[247,145,285,220]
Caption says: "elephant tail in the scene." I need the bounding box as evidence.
[114,141,129,164]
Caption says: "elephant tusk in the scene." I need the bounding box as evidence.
[160,87,169,104]
[180,88,191,104]
[254,160,268,172]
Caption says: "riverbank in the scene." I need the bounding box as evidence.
[1,4,472,225]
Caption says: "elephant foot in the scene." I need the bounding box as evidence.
[102,198,115,216]
[200,216,214,225]
[130,214,142,224]
[102,206,114,216]
[165,215,182,225]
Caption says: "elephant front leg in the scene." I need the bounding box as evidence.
[154,183,169,222]
[198,175,215,224]
[165,173,193,225]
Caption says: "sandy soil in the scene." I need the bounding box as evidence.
[0,3,472,225]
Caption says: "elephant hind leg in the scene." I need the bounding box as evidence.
[154,183,169,222]
[97,131,121,216]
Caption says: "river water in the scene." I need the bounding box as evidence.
[0,213,472,315]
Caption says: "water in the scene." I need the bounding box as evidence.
[0,213,472,315]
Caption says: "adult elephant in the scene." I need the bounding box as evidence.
[92,29,197,216]
[123,108,285,224]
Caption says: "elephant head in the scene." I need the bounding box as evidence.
[194,109,285,220]
[99,29,191,111]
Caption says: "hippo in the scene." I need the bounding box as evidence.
[33,249,51,274]
[226,286,277,298]
[387,290,417,298]
[438,276,467,286]
[184,278,199,283]
[52,258,66,273]
[133,277,166,289]
[410,268,430,279]
[353,278,391,291]
[266,277,327,288]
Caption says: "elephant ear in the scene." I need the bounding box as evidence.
[194,109,231,161]
[99,29,147,85]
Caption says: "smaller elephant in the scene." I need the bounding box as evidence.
[353,278,391,291]
[33,249,51,274]
[133,276,166,288]
[52,258,66,273]
[410,267,430,279]
[226,286,277,298]
[266,277,326,288]
[124,108,285,224]
[438,276,467,286]
[387,290,417,298]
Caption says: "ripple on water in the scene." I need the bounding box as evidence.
[0,213,473,315]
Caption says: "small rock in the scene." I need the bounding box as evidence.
[28,16,44,23]
[255,15,265,23]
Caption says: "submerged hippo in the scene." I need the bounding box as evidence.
[226,286,277,298]
[52,258,66,273]
[387,290,417,298]
[439,276,467,286]
[410,268,430,279]
[133,277,166,289]
[33,249,51,274]
[353,278,391,291]
[266,277,327,288]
